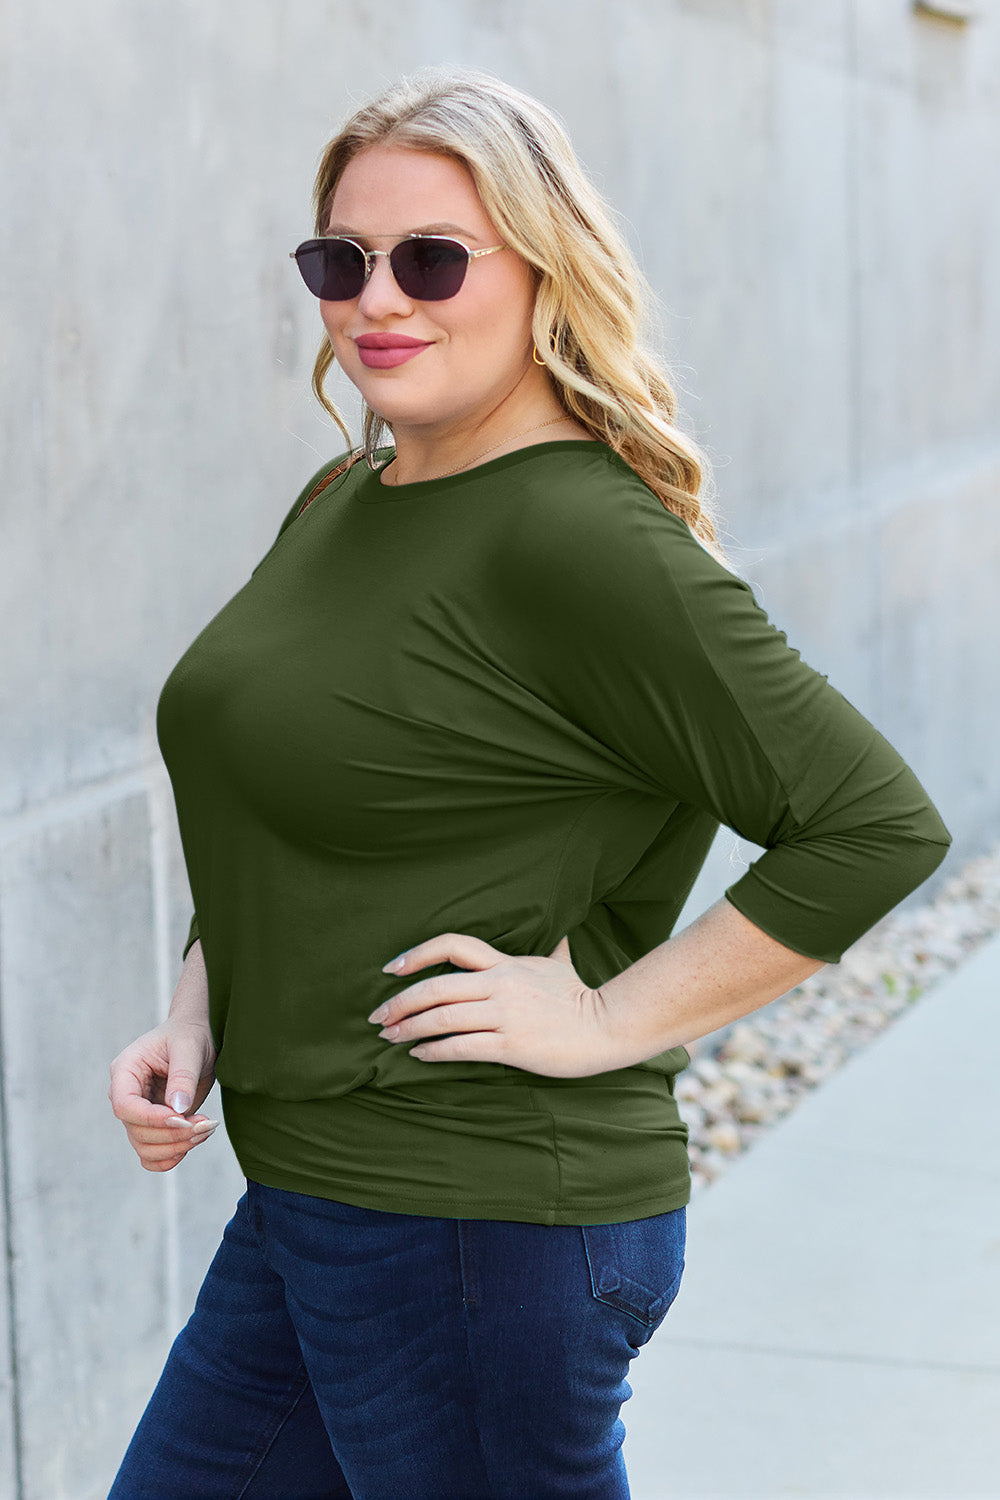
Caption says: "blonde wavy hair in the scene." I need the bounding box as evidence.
[307,65,732,568]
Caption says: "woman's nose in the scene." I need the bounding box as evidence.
[356,252,413,318]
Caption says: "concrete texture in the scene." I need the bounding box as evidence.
[0,793,163,1497]
[0,1,997,1494]
[622,931,1000,1499]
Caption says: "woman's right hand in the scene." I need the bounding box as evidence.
[108,1016,219,1173]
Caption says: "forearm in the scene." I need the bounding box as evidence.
[168,937,211,1027]
[599,895,826,1057]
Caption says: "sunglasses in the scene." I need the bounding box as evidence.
[289,234,506,302]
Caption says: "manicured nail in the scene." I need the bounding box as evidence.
[368,1005,389,1024]
[169,1091,192,1114]
[381,953,407,973]
[190,1121,219,1137]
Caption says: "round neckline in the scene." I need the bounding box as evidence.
[353,440,616,503]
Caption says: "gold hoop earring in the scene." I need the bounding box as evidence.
[532,344,546,366]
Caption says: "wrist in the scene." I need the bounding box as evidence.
[599,896,825,1055]
[168,943,211,1027]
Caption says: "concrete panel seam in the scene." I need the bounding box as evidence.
[0,897,25,1500]
[0,761,171,850]
[148,776,185,1338]
[660,1335,1000,1377]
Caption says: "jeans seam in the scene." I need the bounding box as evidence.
[456,1221,496,1500]
[228,1185,323,1498]
[234,1368,318,1500]
[457,1219,479,1308]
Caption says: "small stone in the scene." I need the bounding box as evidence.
[698,1149,730,1181]
[718,1058,759,1085]
[705,1121,742,1154]
[671,838,1000,1191]
[677,1101,708,1134]
[734,1092,775,1124]
[692,1056,722,1086]
[701,1079,740,1113]
[674,1075,703,1103]
[719,1023,771,1066]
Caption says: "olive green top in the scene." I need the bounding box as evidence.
[157,441,951,1224]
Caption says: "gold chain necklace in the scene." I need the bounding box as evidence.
[380,415,571,486]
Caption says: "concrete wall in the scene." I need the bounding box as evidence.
[1,2,997,1494]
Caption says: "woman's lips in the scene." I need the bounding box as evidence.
[356,342,432,369]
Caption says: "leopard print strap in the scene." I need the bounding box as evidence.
[294,449,366,519]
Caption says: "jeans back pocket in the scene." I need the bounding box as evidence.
[581,1207,686,1333]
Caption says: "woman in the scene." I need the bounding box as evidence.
[107,66,951,1499]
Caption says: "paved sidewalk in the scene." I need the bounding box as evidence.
[622,930,1000,1500]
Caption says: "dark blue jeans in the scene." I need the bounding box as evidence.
[108,1178,686,1499]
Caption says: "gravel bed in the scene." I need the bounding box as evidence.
[678,839,1000,1195]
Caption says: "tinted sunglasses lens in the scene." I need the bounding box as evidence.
[295,240,366,299]
[390,238,469,300]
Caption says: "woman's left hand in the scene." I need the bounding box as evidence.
[367,932,644,1079]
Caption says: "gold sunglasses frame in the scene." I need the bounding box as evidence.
[288,234,506,299]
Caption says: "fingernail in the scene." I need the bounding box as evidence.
[190,1121,219,1137]
[381,953,407,973]
[169,1091,192,1114]
[368,1005,389,1024]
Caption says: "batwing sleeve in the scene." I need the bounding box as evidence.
[562,799,720,991]
[512,480,952,967]
[249,451,354,578]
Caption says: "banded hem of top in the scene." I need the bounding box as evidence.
[236,1160,693,1228]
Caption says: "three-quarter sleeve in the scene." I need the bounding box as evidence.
[508,477,952,966]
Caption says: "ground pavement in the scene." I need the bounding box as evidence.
[622,930,1000,1500]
